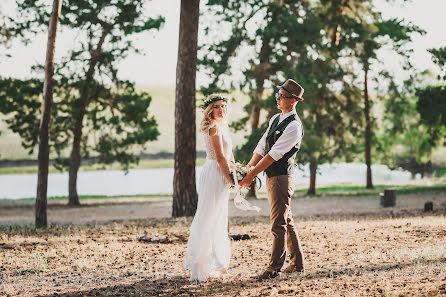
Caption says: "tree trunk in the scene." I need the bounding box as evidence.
[35,0,62,228]
[67,29,108,206]
[247,25,270,199]
[250,91,262,130]
[247,88,263,199]
[331,0,349,48]
[364,69,373,189]
[246,180,257,199]
[68,107,84,206]
[172,0,199,217]
[307,160,317,195]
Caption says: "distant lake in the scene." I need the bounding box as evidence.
[0,163,414,200]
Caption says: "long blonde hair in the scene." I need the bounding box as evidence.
[200,95,228,134]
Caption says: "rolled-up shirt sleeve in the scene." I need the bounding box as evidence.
[253,130,268,156]
[267,121,303,161]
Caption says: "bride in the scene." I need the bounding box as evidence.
[184,94,235,282]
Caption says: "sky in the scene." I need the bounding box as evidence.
[0,0,445,88]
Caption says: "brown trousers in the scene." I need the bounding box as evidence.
[266,175,304,272]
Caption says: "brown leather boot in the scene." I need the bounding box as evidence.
[283,264,305,274]
[257,270,280,280]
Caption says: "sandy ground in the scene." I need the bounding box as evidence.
[1,192,446,296]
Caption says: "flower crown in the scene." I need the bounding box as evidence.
[200,94,228,110]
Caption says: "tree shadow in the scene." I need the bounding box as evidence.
[41,257,446,297]
[45,275,261,297]
[304,257,446,281]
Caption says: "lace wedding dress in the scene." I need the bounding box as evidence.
[184,123,232,282]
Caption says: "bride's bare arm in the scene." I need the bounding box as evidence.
[209,127,234,186]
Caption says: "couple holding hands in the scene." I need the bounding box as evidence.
[184,79,305,282]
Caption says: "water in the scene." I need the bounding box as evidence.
[0,163,413,200]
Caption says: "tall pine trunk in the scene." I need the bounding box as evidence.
[307,160,317,195]
[68,107,84,206]
[331,1,349,47]
[67,30,108,206]
[247,87,263,199]
[364,69,373,189]
[247,26,271,199]
[172,0,199,217]
[35,0,62,227]
[250,92,262,129]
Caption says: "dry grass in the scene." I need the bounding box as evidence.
[1,213,446,297]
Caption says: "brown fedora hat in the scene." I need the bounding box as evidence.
[277,79,304,101]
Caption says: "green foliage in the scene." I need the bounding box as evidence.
[201,0,385,194]
[0,78,42,153]
[378,84,437,178]
[437,167,446,177]
[428,46,446,80]
[0,78,160,171]
[415,46,446,145]
[200,1,320,101]
[1,0,164,172]
[377,45,446,178]
[0,9,15,58]
[201,0,431,193]
[234,127,266,163]
[416,85,446,145]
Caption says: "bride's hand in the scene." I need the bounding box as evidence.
[227,178,235,188]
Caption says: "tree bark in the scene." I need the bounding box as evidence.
[307,160,317,195]
[364,69,373,189]
[36,0,62,228]
[67,29,108,206]
[172,0,199,217]
[68,106,84,206]
[246,180,257,199]
[331,0,349,48]
[247,89,262,199]
[247,25,270,199]
[250,94,262,130]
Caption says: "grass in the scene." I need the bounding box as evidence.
[0,158,207,175]
[3,183,445,202]
[294,184,446,197]
[0,193,172,203]
[437,166,446,177]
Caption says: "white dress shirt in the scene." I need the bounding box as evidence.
[253,110,303,161]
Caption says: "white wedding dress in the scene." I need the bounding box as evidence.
[184,123,232,282]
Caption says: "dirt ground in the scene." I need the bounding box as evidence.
[1,192,446,296]
[1,192,446,225]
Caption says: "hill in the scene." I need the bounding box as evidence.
[0,86,257,160]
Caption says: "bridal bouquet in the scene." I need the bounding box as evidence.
[229,162,249,184]
[229,161,261,212]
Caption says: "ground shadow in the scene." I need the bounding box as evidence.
[40,257,446,297]
[44,275,259,297]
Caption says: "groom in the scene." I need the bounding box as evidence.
[239,79,305,280]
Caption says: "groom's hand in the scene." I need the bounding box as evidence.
[239,172,254,188]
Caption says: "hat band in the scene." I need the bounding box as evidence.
[281,85,300,98]
[281,85,292,94]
